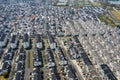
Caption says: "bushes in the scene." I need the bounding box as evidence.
[98,15,115,26]
[111,9,120,20]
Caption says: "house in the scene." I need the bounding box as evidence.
[30,68,42,80]
[13,72,23,80]
[22,34,30,49]
[2,48,14,63]
[49,37,56,50]
[66,32,71,36]
[16,54,25,63]
[16,47,25,63]
[36,34,42,49]
[57,31,64,37]
[18,47,25,55]
[69,47,79,59]
[0,61,11,75]
[73,36,80,44]
[31,73,42,80]
[73,32,79,36]
[0,48,3,58]
[47,32,56,50]
[0,33,8,47]
[15,62,24,72]
[10,35,18,49]
[3,53,13,63]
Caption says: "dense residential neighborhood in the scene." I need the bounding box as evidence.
[0,0,120,80]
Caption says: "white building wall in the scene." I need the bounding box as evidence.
[50,43,56,49]
[10,39,18,49]
[23,42,29,48]
[10,43,17,49]
[36,42,42,49]
[1,36,8,47]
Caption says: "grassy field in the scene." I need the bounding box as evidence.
[111,8,120,21]
[27,51,31,68]
[74,1,90,8]
[91,2,101,6]
[0,76,7,80]
[98,14,116,27]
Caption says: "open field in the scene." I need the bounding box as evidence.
[98,14,116,27]
[0,76,7,80]
[111,8,120,21]
[91,2,101,6]
[27,51,31,68]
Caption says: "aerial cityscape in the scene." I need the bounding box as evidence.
[0,0,120,80]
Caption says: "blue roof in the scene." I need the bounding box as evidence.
[23,34,29,42]
[2,62,10,70]
[16,62,24,71]
[80,52,92,65]
[14,72,23,80]
[0,33,6,41]
[19,47,24,53]
[11,35,17,43]
[100,64,117,80]
[36,34,42,43]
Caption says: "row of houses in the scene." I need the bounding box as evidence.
[0,48,14,76]
[82,42,117,80]
[46,32,56,50]
[100,64,117,80]
[64,65,78,80]
[69,45,79,59]
[85,34,120,79]
[13,47,25,80]
[49,68,59,80]
[45,48,55,68]
[33,49,43,67]
[30,68,43,80]
[66,36,101,79]
[78,20,119,79]
[55,47,67,66]
[10,33,43,49]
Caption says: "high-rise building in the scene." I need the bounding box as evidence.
[108,0,120,4]
[69,0,74,6]
[91,0,120,4]
[75,0,90,6]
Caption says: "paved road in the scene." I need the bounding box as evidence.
[24,51,30,80]
[24,39,34,80]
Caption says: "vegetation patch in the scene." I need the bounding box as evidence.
[0,76,7,80]
[91,2,101,6]
[27,52,31,68]
[98,14,116,27]
[110,8,120,21]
